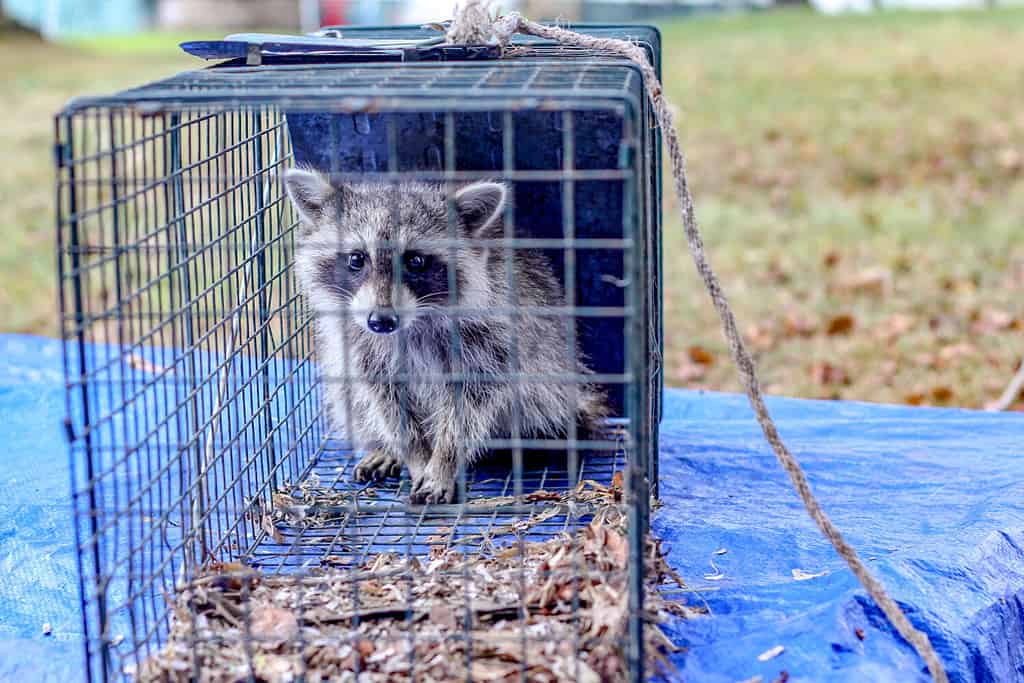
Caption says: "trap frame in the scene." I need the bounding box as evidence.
[58,51,665,682]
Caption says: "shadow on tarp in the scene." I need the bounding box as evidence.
[2,334,1022,682]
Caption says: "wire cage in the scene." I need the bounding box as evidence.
[58,32,664,683]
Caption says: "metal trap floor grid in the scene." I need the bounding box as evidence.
[244,429,629,574]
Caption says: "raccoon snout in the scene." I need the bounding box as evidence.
[367,309,400,335]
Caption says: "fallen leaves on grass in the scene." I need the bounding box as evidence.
[971,308,1020,335]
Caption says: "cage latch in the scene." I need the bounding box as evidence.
[246,44,262,67]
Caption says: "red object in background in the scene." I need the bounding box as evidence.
[320,0,347,26]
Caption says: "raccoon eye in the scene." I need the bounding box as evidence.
[347,251,366,272]
[403,253,430,273]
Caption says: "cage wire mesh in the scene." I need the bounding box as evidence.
[58,58,664,682]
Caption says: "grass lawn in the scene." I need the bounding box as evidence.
[1,9,1021,408]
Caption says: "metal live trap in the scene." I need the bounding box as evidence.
[57,23,664,683]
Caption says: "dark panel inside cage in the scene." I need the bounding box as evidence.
[287,108,630,414]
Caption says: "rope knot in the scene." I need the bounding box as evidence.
[445,1,523,52]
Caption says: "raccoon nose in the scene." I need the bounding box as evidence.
[367,310,400,334]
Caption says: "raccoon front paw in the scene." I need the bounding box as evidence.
[353,449,402,483]
[409,471,457,505]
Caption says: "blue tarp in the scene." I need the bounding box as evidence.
[1,333,1022,682]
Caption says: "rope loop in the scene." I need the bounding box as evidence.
[443,2,950,681]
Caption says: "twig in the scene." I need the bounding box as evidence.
[988,358,1024,411]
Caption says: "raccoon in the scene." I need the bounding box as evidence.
[284,168,608,504]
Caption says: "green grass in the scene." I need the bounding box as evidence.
[65,29,270,54]
[1,9,1021,408]
[0,31,203,333]
[657,7,1024,408]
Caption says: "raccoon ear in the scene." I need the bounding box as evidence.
[284,168,343,225]
[454,181,507,240]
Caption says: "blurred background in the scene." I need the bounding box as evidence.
[2,0,1022,409]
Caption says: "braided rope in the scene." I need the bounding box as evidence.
[443,3,949,681]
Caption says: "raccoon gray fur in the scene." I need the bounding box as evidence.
[284,168,608,504]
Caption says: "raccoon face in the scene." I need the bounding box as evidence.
[285,169,506,336]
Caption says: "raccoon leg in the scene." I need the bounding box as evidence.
[353,448,402,483]
[410,389,498,505]
[576,385,611,440]
[409,462,456,505]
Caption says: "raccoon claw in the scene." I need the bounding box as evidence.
[353,449,402,484]
[409,476,456,505]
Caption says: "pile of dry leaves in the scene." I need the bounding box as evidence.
[137,479,698,682]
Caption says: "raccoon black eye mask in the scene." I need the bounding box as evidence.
[286,168,608,504]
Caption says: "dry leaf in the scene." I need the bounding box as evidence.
[590,601,627,638]
[209,561,249,574]
[997,147,1022,173]
[250,606,299,643]
[689,345,715,366]
[764,260,791,285]
[703,558,725,581]
[825,314,855,336]
[673,355,707,383]
[875,313,915,343]
[747,322,777,351]
[429,604,457,631]
[355,639,375,658]
[904,392,927,406]
[757,645,785,662]
[936,342,976,368]
[791,568,828,581]
[782,312,817,338]
[971,308,1018,334]
[931,386,954,403]
[822,250,840,268]
[260,512,284,544]
[254,654,295,679]
[810,362,850,386]
[929,314,961,340]
[127,354,168,374]
[879,360,899,386]
[833,267,891,297]
[470,660,518,681]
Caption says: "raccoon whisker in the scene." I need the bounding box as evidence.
[322,284,354,298]
[417,291,453,304]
